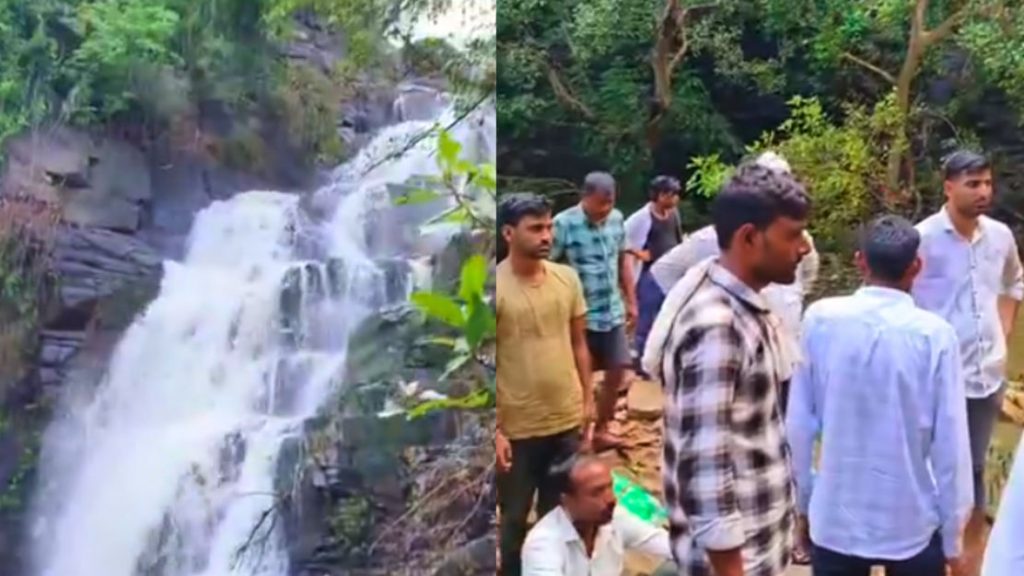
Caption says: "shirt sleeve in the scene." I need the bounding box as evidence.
[930,324,973,559]
[615,507,672,560]
[664,321,745,552]
[550,216,566,263]
[651,236,704,294]
[1001,233,1024,300]
[624,209,649,252]
[786,310,821,515]
[521,530,567,576]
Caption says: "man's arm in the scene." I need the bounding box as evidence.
[569,272,594,432]
[999,236,1023,341]
[616,507,672,560]
[665,321,744,575]
[930,326,973,561]
[785,313,821,520]
[619,250,637,311]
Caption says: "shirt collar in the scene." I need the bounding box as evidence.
[854,285,914,305]
[551,505,615,546]
[938,204,985,241]
[707,260,771,313]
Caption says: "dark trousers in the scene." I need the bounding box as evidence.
[811,532,946,576]
[498,428,581,576]
[634,269,666,373]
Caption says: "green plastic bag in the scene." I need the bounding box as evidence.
[612,470,668,526]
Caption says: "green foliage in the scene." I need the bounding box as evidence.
[959,6,1024,117]
[272,61,345,165]
[687,95,905,250]
[67,0,181,122]
[497,0,743,194]
[397,129,496,419]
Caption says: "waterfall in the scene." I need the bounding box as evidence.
[29,100,495,576]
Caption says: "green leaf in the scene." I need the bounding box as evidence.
[463,296,496,349]
[407,387,492,419]
[437,130,462,169]
[439,352,473,381]
[394,188,442,206]
[410,291,465,327]
[458,254,489,302]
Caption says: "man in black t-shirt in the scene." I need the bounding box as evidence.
[624,176,683,376]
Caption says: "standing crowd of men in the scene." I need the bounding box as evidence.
[495,149,1024,576]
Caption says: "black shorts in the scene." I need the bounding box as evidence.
[585,324,631,371]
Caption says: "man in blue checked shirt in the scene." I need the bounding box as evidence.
[551,172,637,451]
[788,215,973,576]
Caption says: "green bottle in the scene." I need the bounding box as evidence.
[612,470,668,526]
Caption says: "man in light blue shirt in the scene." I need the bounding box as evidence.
[788,215,973,576]
[911,151,1024,552]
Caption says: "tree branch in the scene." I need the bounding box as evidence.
[841,52,897,84]
[544,61,595,120]
[921,9,967,47]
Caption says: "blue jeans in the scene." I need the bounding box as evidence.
[811,532,945,576]
[634,269,666,374]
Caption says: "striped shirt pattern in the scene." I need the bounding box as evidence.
[551,205,627,331]
[659,261,793,576]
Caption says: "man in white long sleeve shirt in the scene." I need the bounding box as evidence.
[788,215,973,576]
[521,455,674,576]
[982,437,1024,576]
[911,151,1024,554]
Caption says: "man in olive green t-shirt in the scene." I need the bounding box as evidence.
[496,193,594,576]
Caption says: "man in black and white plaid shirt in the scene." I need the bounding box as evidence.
[643,161,812,576]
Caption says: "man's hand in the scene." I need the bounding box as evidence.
[496,430,513,473]
[626,300,639,329]
[633,249,652,263]
[581,399,596,451]
[946,556,966,576]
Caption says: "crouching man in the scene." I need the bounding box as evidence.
[521,455,675,576]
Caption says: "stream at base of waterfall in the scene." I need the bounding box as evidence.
[28,98,495,576]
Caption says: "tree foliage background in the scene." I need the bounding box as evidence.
[497,0,1024,251]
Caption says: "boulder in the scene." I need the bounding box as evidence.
[1,127,153,232]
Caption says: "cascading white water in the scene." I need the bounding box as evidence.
[30,100,494,576]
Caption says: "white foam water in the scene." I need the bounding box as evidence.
[30,101,495,576]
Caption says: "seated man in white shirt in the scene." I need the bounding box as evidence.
[982,436,1024,576]
[788,215,973,576]
[521,454,674,576]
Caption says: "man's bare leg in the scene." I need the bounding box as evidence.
[593,366,626,450]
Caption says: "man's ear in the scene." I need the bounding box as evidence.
[905,255,923,282]
[736,223,757,247]
[854,251,868,276]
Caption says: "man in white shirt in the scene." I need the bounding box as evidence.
[789,214,973,576]
[911,150,1024,551]
[521,455,674,576]
[982,437,1024,576]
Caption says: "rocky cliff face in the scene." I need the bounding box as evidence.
[0,41,455,575]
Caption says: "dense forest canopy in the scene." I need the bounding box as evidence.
[0,0,481,163]
[497,0,1024,249]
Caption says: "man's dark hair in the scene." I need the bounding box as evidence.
[582,172,616,197]
[648,175,681,201]
[943,150,990,181]
[710,162,811,250]
[859,214,920,283]
[498,192,552,228]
